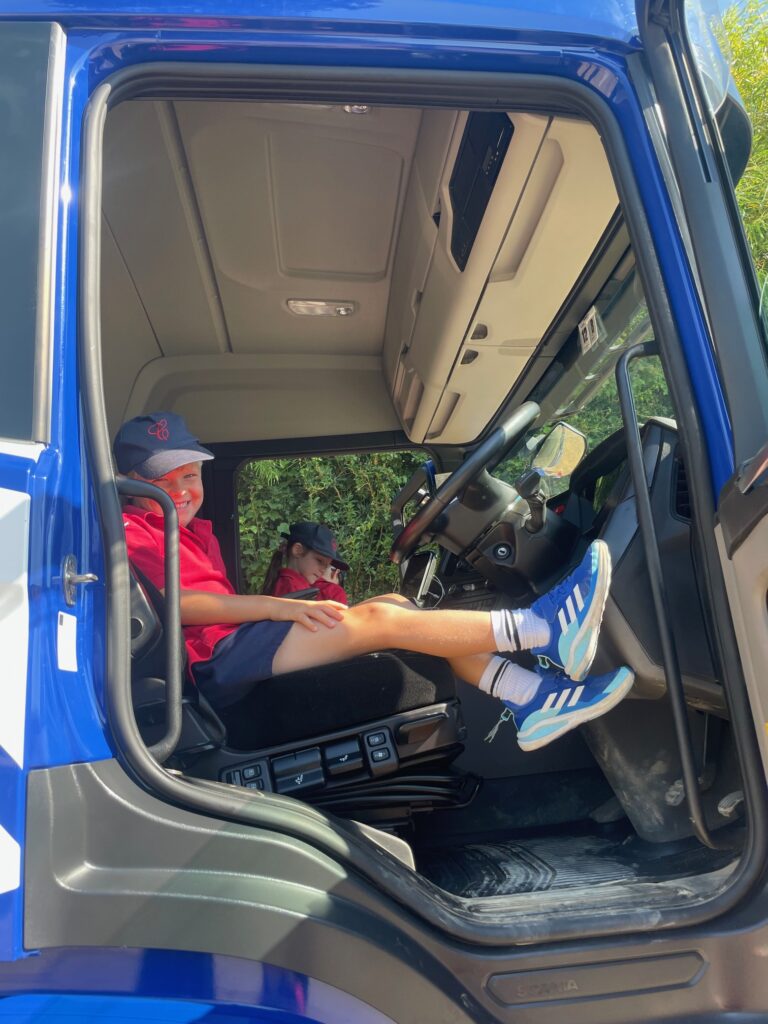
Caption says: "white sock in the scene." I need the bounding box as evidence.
[490,608,550,652]
[479,656,541,708]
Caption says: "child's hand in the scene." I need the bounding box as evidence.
[275,598,347,632]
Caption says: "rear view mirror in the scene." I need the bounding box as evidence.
[531,422,587,479]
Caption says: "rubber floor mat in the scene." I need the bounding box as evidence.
[418,832,735,897]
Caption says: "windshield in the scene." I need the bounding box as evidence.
[495,252,673,491]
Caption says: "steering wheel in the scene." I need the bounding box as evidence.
[390,401,541,564]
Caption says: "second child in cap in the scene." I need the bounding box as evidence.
[263,522,349,605]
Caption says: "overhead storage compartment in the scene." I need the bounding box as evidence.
[386,112,619,444]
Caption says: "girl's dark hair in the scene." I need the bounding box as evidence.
[261,545,286,595]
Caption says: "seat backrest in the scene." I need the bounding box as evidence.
[129,563,168,679]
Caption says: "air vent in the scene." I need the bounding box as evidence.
[673,451,691,521]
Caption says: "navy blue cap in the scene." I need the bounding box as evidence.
[283,521,349,571]
[113,411,214,478]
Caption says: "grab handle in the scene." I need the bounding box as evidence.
[615,343,723,850]
[117,476,182,764]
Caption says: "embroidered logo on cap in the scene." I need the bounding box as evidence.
[148,419,170,441]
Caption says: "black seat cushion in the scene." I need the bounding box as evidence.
[219,650,457,749]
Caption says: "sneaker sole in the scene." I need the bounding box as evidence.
[517,667,634,752]
[564,540,612,683]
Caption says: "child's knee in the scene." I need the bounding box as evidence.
[352,599,402,645]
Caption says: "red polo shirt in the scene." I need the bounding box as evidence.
[271,566,348,604]
[122,505,239,671]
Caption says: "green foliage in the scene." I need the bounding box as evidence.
[237,450,423,603]
[719,0,768,287]
[565,356,674,448]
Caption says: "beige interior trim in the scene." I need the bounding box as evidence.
[124,354,400,443]
[101,99,618,445]
[387,114,619,444]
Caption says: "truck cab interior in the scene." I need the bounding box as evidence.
[96,88,747,916]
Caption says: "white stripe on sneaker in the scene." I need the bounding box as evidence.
[566,596,576,625]
[574,584,584,612]
[553,689,571,710]
[568,685,584,707]
[542,692,558,710]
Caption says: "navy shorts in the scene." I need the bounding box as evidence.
[192,620,293,709]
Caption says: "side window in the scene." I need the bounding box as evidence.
[0,24,61,441]
[687,1,768,327]
[494,278,674,491]
[236,450,423,602]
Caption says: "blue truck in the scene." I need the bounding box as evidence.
[1,1,768,1020]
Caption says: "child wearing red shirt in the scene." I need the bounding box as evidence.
[263,521,349,604]
[114,411,634,751]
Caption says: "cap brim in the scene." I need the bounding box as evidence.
[331,557,350,572]
[133,447,214,478]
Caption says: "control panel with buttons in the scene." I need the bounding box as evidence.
[364,728,398,776]
[221,725,402,792]
[224,758,271,792]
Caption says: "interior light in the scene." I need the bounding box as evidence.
[287,299,356,317]
[343,104,370,115]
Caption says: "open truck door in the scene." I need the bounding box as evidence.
[636,0,768,789]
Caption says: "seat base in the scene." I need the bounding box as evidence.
[217,649,458,750]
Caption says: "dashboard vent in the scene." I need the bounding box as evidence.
[673,451,691,520]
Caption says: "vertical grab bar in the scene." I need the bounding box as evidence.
[117,476,183,764]
[615,342,724,850]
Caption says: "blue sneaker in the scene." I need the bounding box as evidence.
[530,540,611,682]
[512,665,634,752]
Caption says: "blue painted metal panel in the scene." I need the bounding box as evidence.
[0,947,396,1022]
[1,1,640,47]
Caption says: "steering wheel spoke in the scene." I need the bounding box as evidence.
[390,402,540,564]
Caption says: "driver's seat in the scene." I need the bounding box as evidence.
[129,568,469,825]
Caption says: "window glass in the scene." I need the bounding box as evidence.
[0,24,56,440]
[495,260,673,491]
[686,2,768,316]
[236,450,422,602]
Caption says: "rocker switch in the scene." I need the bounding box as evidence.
[272,748,324,794]
[325,738,363,776]
[364,729,397,776]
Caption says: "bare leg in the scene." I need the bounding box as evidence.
[354,595,494,685]
[446,653,494,687]
[271,594,497,677]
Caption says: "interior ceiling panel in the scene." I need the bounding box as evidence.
[102,101,228,357]
[100,217,163,435]
[174,101,421,356]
